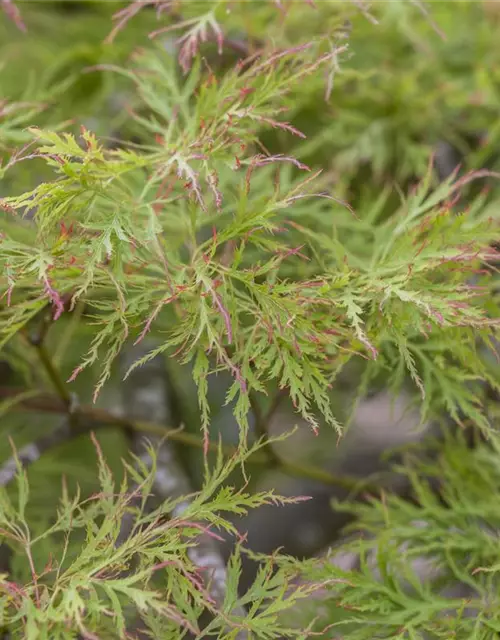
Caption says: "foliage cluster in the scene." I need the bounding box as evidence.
[0,0,499,638]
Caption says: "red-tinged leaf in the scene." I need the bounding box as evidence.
[1,0,26,32]
[43,276,64,321]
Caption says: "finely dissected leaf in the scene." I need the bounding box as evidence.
[1,30,498,435]
[1,2,500,638]
[0,436,316,638]
[293,433,500,639]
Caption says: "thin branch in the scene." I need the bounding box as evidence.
[350,0,379,25]
[0,386,377,493]
[24,324,76,418]
[31,341,73,410]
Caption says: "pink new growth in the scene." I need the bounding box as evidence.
[1,0,26,32]
[43,276,64,320]
[210,287,233,344]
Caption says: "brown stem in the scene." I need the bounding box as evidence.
[0,387,379,495]
[32,341,73,409]
[24,322,74,414]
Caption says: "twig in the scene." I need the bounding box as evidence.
[350,0,379,25]
[31,341,73,410]
[0,387,378,494]
[25,326,76,424]
[410,0,447,41]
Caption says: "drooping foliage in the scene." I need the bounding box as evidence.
[0,1,499,638]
